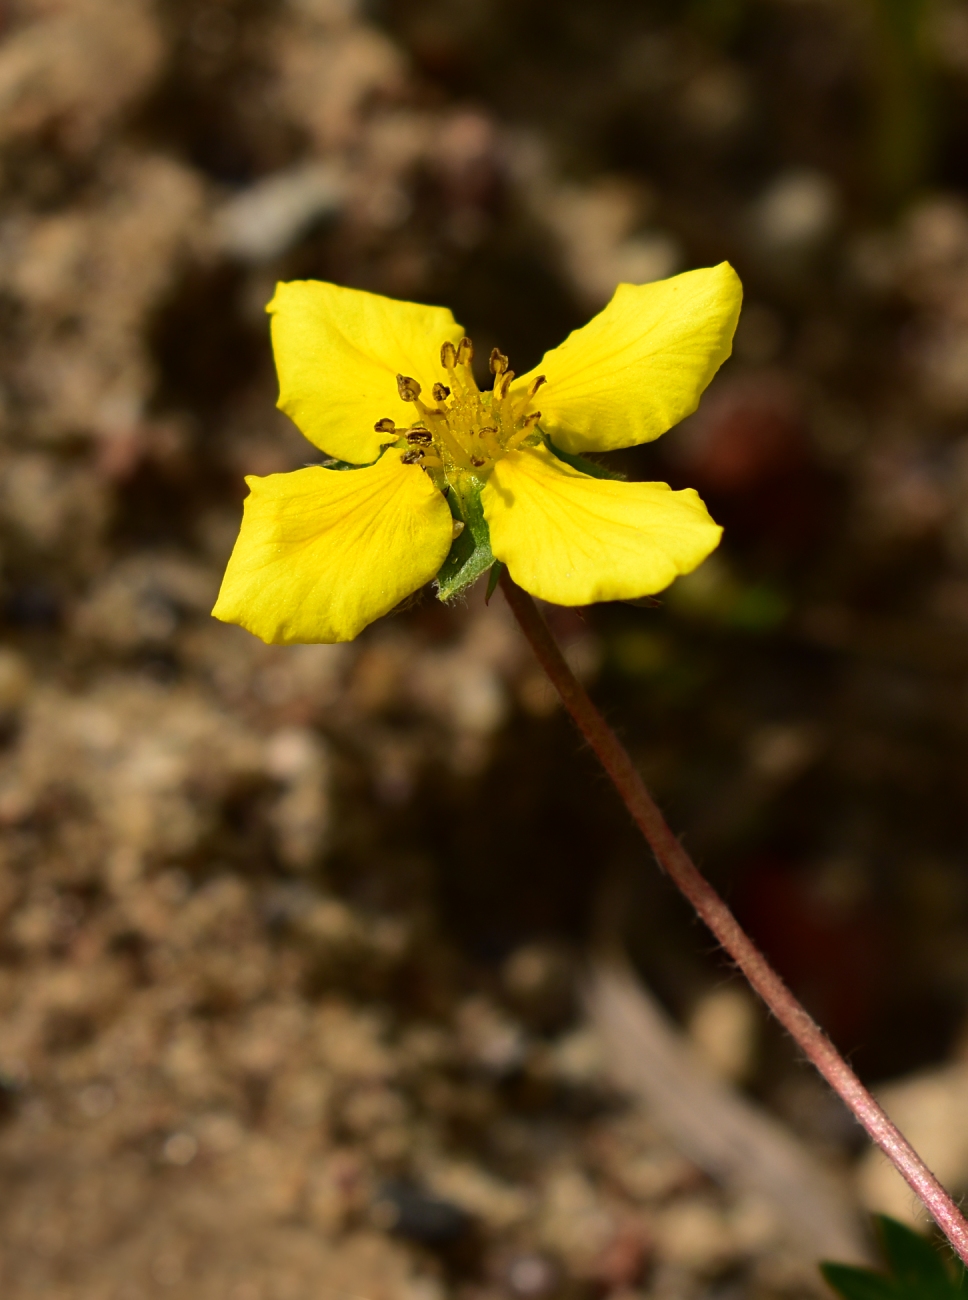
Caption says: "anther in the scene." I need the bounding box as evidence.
[456,336,474,365]
[496,370,515,400]
[489,348,509,376]
[469,455,486,467]
[479,426,497,437]
[528,375,547,397]
[396,374,422,401]
[406,428,433,444]
[401,448,425,464]
[522,411,541,427]
[440,340,457,368]
[432,383,451,402]
[374,417,397,434]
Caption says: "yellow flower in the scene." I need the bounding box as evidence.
[213,265,742,644]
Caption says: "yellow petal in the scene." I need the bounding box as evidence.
[268,280,465,464]
[511,263,742,454]
[212,450,453,644]
[482,444,722,605]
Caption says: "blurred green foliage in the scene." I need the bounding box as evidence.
[870,0,935,208]
[823,1216,967,1300]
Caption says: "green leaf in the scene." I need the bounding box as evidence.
[435,474,494,602]
[821,1263,899,1300]
[546,439,627,481]
[877,1217,960,1300]
[822,1218,966,1300]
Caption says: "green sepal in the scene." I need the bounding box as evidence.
[435,474,494,602]
[485,561,504,605]
[315,456,378,472]
[546,438,627,481]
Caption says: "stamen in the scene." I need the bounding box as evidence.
[496,370,515,401]
[477,423,502,459]
[428,411,471,469]
[506,426,537,451]
[390,336,542,476]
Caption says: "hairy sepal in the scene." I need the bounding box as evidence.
[435,473,494,601]
[545,438,627,481]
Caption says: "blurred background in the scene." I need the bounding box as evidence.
[3,0,968,1296]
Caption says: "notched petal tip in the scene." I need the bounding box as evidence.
[267,279,464,465]
[213,450,453,644]
[513,262,744,455]
[482,444,722,607]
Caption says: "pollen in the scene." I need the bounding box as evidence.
[389,338,545,484]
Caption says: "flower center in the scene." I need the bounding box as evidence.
[373,336,546,483]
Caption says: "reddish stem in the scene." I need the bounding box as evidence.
[500,571,968,1265]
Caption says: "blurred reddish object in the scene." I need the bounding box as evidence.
[736,857,883,1048]
[669,374,829,553]
[676,375,807,494]
[588,1220,652,1290]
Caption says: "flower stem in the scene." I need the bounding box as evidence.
[499,571,968,1265]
